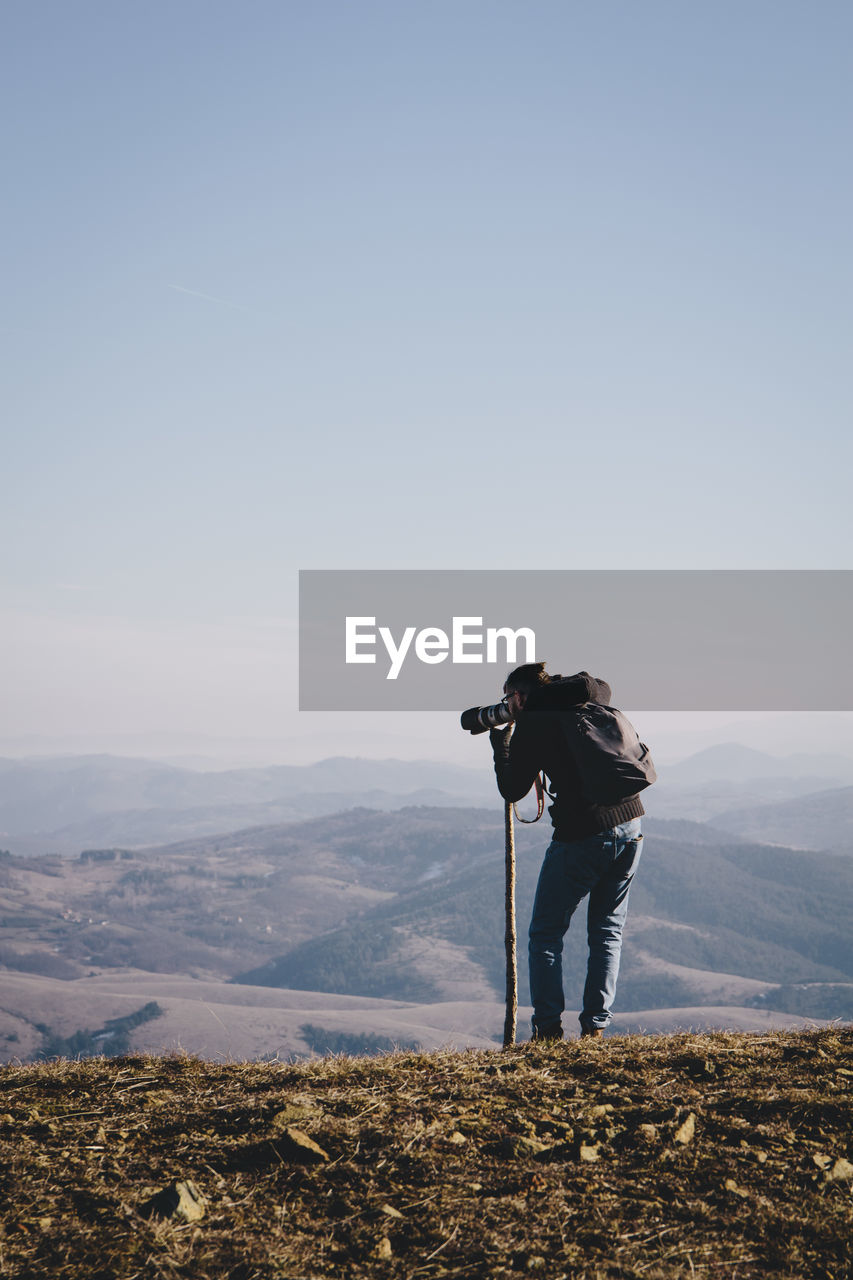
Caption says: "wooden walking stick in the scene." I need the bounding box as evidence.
[502,773,546,1047]
[503,798,518,1048]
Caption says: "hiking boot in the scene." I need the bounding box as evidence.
[580,1026,604,1039]
[531,1022,563,1042]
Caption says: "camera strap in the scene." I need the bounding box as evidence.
[513,773,548,824]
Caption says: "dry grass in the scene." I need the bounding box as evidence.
[0,1027,851,1278]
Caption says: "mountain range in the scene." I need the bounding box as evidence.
[1,799,851,1062]
[3,743,853,856]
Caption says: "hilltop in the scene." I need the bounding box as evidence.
[1,1027,850,1278]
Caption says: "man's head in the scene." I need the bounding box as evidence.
[503,661,549,717]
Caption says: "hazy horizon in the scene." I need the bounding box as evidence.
[1,711,852,772]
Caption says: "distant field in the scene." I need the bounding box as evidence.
[2,804,851,1063]
[0,969,833,1065]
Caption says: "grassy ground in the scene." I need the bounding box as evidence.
[0,1027,851,1278]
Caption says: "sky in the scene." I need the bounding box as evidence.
[3,1,852,765]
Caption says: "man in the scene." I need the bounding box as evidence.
[490,662,645,1041]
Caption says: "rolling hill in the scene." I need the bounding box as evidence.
[0,755,494,855]
[708,784,853,854]
[3,801,851,1066]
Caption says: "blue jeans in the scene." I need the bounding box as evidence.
[528,819,643,1034]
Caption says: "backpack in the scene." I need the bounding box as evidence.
[560,702,656,808]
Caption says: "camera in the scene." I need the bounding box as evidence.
[460,700,514,735]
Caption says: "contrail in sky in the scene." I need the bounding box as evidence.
[167,283,253,312]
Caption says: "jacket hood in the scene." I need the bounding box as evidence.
[525,670,612,711]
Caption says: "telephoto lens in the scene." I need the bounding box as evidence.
[460,701,514,735]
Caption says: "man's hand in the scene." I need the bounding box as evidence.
[490,725,512,756]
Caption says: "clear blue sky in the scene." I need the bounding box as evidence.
[3,2,852,756]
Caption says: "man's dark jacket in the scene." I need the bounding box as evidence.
[491,672,645,841]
